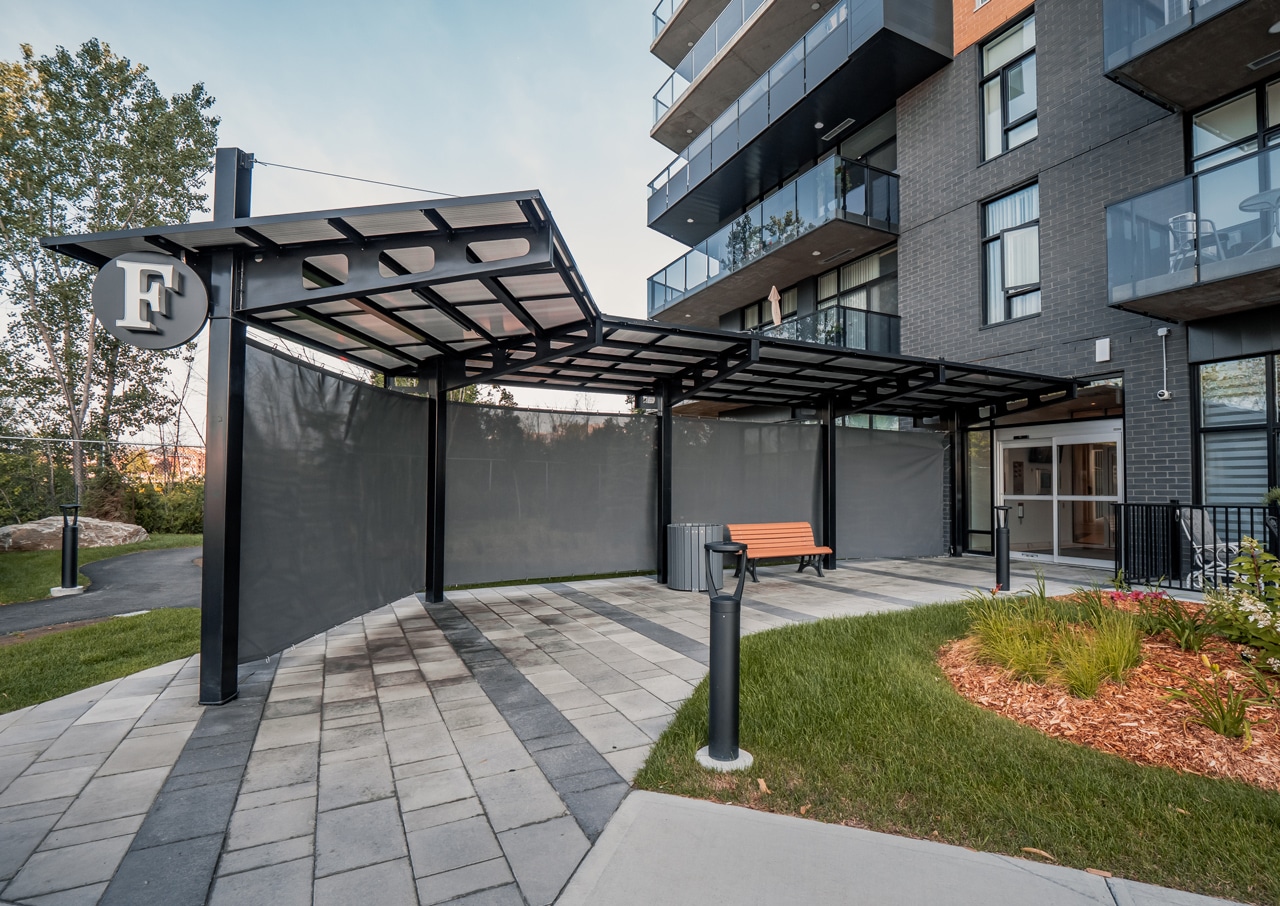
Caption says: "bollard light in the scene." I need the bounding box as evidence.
[994,505,1011,593]
[696,540,753,772]
[51,503,86,597]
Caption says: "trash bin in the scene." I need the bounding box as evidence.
[667,523,725,591]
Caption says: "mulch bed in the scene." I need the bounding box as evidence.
[939,620,1280,792]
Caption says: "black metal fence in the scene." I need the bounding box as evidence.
[1115,501,1280,591]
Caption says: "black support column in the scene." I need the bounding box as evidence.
[821,397,838,570]
[424,360,448,603]
[200,147,252,705]
[656,382,673,585]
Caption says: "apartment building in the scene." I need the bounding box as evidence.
[644,0,1280,567]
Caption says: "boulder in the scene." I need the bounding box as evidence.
[0,516,149,552]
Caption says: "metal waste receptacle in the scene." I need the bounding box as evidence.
[667,523,725,591]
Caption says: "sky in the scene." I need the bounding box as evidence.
[1,0,687,425]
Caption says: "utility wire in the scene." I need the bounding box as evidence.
[252,159,458,198]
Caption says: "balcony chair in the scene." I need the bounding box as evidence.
[1177,507,1238,590]
[1168,212,1225,273]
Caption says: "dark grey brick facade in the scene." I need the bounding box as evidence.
[896,0,1194,504]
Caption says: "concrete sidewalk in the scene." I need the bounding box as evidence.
[0,558,1244,905]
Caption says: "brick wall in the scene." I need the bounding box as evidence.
[955,0,1036,54]
[897,0,1194,505]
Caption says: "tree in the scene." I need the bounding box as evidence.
[0,40,218,499]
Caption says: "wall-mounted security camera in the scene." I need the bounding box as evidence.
[1157,388,1173,401]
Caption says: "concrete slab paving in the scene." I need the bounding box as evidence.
[0,557,1246,906]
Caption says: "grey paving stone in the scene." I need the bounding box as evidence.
[454,733,534,779]
[206,856,313,906]
[74,694,158,726]
[99,833,223,906]
[234,781,315,811]
[393,752,464,781]
[561,782,629,841]
[0,813,60,881]
[384,723,456,766]
[53,768,169,829]
[239,743,318,793]
[416,856,514,905]
[19,881,109,905]
[217,834,314,877]
[406,815,502,879]
[320,742,387,766]
[552,766,624,794]
[530,741,609,782]
[261,696,323,719]
[319,722,385,754]
[448,882,532,905]
[498,815,590,906]
[0,766,97,808]
[164,765,245,792]
[2,833,132,900]
[0,797,75,824]
[252,714,321,751]
[19,751,111,778]
[321,712,382,730]
[314,798,406,877]
[472,767,567,833]
[314,856,417,906]
[318,753,394,812]
[41,814,144,851]
[36,721,134,762]
[225,795,317,851]
[130,780,239,849]
[97,731,195,777]
[402,797,485,834]
[635,714,675,741]
[397,766,474,812]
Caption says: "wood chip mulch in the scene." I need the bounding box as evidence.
[938,630,1280,792]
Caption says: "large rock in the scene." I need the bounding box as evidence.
[0,516,149,552]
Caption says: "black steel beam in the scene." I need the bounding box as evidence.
[290,308,419,367]
[326,216,366,245]
[234,226,280,252]
[671,340,760,405]
[656,381,673,585]
[424,359,448,603]
[479,276,546,340]
[821,396,837,570]
[460,320,602,386]
[200,146,252,706]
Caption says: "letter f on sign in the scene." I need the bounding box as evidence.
[114,259,178,332]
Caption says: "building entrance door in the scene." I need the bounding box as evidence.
[995,420,1123,566]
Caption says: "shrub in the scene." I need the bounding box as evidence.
[129,480,204,534]
[1204,537,1280,672]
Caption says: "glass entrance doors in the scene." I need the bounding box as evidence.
[996,422,1122,565]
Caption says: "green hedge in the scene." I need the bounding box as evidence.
[129,480,204,534]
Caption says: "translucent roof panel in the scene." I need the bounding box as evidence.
[341,209,436,237]
[433,280,495,304]
[456,303,532,338]
[437,201,525,229]
[523,297,584,329]
[498,273,569,298]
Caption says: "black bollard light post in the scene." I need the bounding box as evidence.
[52,503,85,598]
[696,540,753,772]
[994,505,1011,593]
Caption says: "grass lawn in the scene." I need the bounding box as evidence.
[0,608,200,715]
[0,534,202,605]
[634,604,1280,905]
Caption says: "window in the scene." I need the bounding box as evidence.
[1190,79,1280,172]
[983,184,1040,324]
[1197,357,1269,504]
[981,15,1037,161]
[816,248,898,312]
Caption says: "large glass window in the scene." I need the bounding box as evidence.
[817,248,899,312]
[1191,79,1280,172]
[981,15,1037,161]
[983,183,1041,324]
[1196,356,1272,504]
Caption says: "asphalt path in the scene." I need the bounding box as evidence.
[0,546,202,636]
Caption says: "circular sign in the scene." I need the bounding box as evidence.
[91,251,209,350]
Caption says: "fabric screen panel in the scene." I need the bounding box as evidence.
[238,342,429,663]
[444,404,658,586]
[836,426,945,558]
[671,417,821,528]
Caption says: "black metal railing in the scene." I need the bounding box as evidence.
[1114,500,1280,591]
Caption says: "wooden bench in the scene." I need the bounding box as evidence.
[725,522,832,583]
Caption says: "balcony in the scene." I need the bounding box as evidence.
[756,305,900,353]
[651,0,836,151]
[647,0,950,244]
[648,156,898,324]
[1106,146,1280,321]
[652,0,727,68]
[1102,0,1275,110]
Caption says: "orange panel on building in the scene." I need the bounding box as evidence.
[955,0,1035,55]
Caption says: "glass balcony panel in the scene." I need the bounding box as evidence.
[1103,0,1190,70]
[715,2,743,55]
[711,106,740,168]
[1197,151,1276,283]
[795,165,821,232]
[739,94,769,147]
[647,190,668,226]
[761,183,800,251]
[690,28,716,79]
[686,247,710,290]
[804,4,850,88]
[1106,177,1196,303]
[688,143,713,186]
[841,162,866,218]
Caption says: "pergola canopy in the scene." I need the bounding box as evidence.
[44,189,1076,421]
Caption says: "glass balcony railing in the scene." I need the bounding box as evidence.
[652,0,767,124]
[649,1,853,210]
[648,156,898,316]
[1107,145,1280,305]
[1103,0,1245,72]
[652,0,685,40]
[755,305,900,353]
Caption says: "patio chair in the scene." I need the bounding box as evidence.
[1177,507,1238,589]
[1168,212,1225,274]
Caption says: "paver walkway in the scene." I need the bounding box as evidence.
[0,558,1232,905]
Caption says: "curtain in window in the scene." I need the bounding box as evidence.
[1203,431,1268,504]
[1004,224,1040,287]
[986,184,1039,234]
